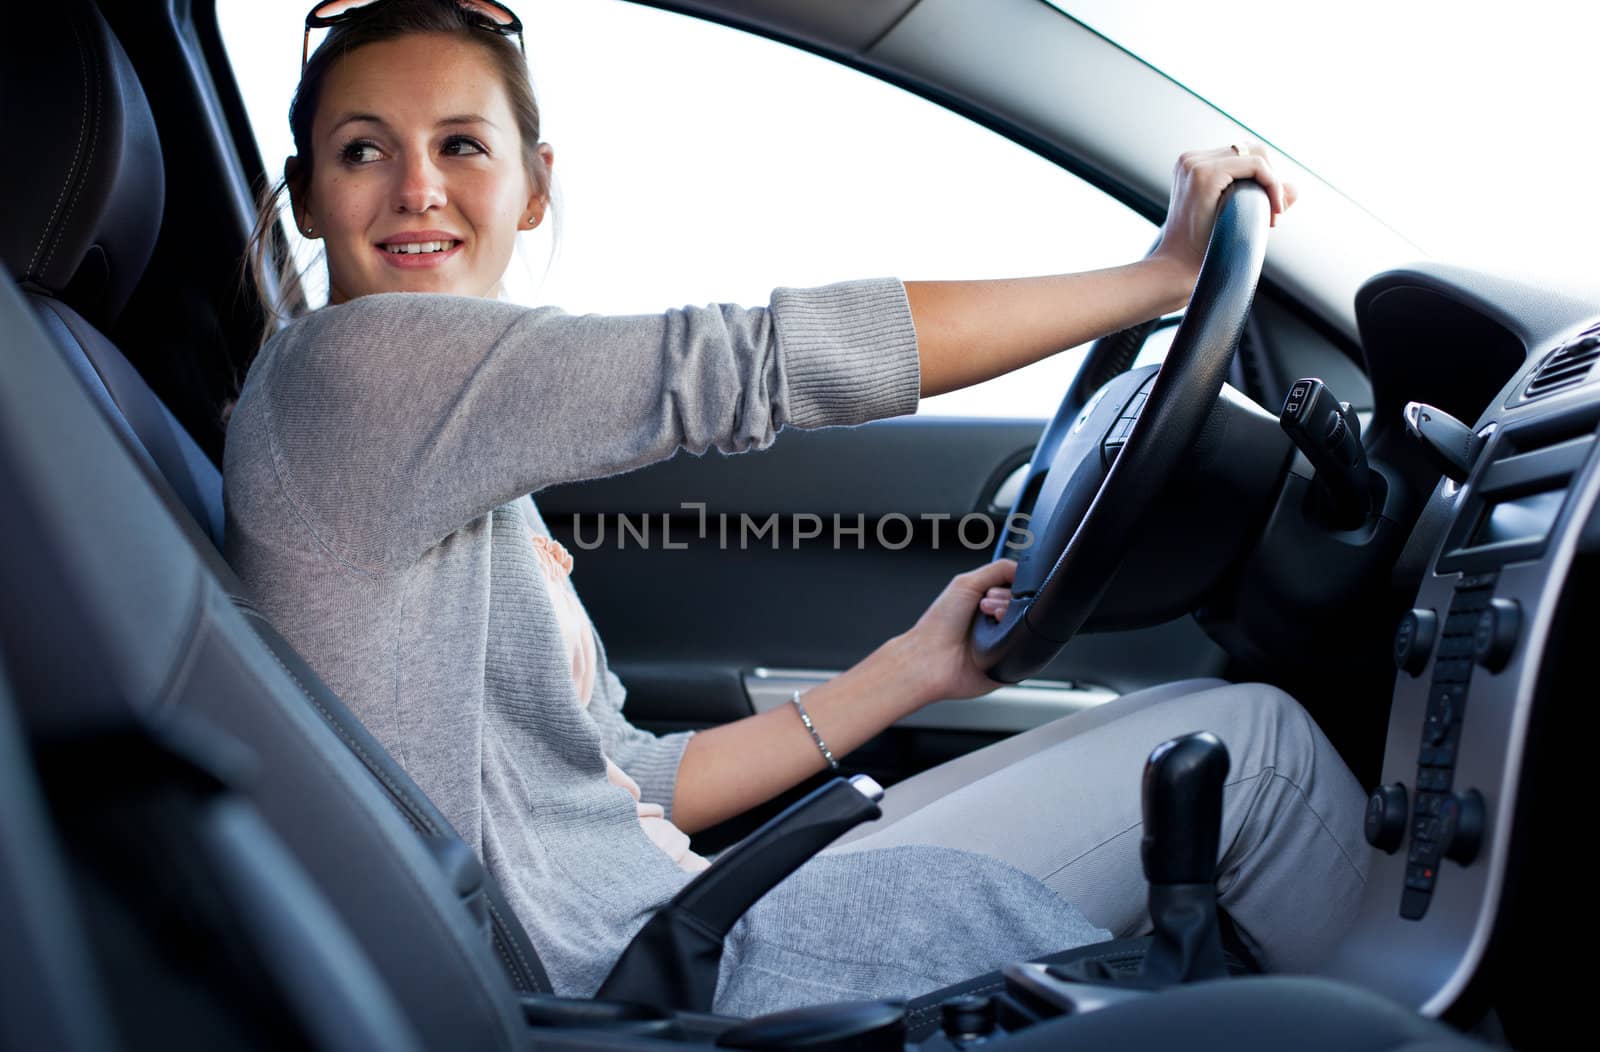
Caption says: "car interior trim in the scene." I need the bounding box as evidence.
[745,668,1117,734]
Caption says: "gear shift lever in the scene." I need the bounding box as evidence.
[1139,731,1230,984]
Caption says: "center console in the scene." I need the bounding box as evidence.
[1319,320,1600,1014]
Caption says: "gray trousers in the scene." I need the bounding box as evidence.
[824,679,1371,975]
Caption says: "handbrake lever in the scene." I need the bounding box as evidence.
[597,774,884,1012]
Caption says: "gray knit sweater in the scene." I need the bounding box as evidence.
[223,279,1107,1014]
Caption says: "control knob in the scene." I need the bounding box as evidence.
[1364,783,1408,853]
[1393,609,1438,677]
[1473,599,1521,672]
[1439,790,1486,865]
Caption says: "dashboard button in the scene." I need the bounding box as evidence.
[1401,887,1431,920]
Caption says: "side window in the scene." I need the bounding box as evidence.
[217,0,1157,419]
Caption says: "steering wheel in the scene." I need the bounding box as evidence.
[972,181,1272,683]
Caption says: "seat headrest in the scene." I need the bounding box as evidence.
[1,0,164,326]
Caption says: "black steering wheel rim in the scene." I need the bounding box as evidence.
[972,181,1273,683]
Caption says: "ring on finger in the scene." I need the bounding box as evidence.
[1230,143,1248,156]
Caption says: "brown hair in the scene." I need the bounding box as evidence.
[229,0,549,426]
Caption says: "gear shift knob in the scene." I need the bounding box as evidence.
[1138,731,1232,985]
[1141,731,1231,887]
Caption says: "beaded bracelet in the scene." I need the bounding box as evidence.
[790,690,839,770]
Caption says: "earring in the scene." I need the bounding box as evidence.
[304,224,315,236]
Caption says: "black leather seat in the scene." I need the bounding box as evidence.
[1,0,221,550]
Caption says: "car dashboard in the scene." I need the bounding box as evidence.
[1317,264,1600,1015]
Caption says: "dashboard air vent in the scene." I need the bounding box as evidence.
[1524,324,1600,400]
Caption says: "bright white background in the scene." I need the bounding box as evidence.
[220,0,1600,418]
[218,0,1158,419]
[1055,0,1600,281]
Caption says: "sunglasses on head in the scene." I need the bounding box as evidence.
[303,0,525,68]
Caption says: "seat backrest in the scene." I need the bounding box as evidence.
[29,292,227,547]
[0,4,535,1046]
[0,0,552,1002]
[0,660,117,1052]
[0,656,429,1052]
[0,243,530,1052]
[0,0,220,548]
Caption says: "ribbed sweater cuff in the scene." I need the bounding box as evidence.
[772,278,921,429]
[627,729,695,822]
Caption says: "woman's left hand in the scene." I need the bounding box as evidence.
[1151,144,1297,284]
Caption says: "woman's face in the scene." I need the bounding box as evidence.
[297,32,551,303]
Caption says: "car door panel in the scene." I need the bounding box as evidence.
[539,416,1230,766]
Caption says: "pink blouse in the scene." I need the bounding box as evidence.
[529,533,709,874]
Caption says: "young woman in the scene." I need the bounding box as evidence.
[225,0,1368,1015]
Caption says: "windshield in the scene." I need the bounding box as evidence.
[1051,0,1598,283]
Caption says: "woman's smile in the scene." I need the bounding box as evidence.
[375,229,465,269]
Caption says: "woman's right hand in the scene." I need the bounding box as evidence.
[896,559,1018,705]
[978,585,1012,622]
